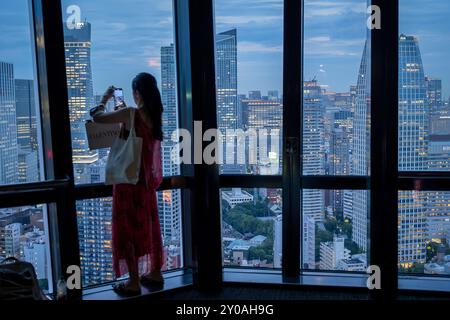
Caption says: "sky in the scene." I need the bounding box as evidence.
[2,0,450,101]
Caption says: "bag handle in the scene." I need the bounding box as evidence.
[128,108,137,138]
[1,257,19,265]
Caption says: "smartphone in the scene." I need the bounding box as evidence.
[113,88,125,109]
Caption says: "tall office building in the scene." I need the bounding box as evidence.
[216,29,238,131]
[248,90,262,100]
[350,39,370,251]
[328,111,353,213]
[64,22,98,183]
[64,22,115,284]
[303,80,325,223]
[0,61,19,185]
[77,195,114,286]
[423,117,450,246]
[15,79,37,152]
[398,35,428,265]
[425,77,442,116]
[268,90,279,101]
[243,98,282,174]
[159,45,182,244]
[15,79,39,183]
[216,29,241,173]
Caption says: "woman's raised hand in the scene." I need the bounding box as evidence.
[101,85,115,105]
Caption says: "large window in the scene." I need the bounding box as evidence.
[398,0,450,282]
[221,188,281,269]
[0,1,43,185]
[60,1,184,288]
[301,0,370,272]
[213,0,283,176]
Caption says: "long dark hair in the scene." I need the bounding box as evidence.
[132,72,164,141]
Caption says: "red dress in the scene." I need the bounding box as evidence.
[112,110,163,278]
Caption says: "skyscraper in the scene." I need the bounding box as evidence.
[216,29,238,131]
[398,34,428,266]
[0,61,18,185]
[216,29,242,173]
[64,22,98,184]
[350,38,371,251]
[159,44,182,246]
[243,98,282,174]
[303,80,325,223]
[15,79,39,183]
[15,79,37,152]
[64,22,114,285]
[425,77,442,116]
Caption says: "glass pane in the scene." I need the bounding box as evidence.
[77,191,183,287]
[399,1,450,172]
[398,191,450,276]
[0,1,43,185]
[61,1,179,184]
[214,1,283,175]
[302,189,369,272]
[221,188,282,268]
[303,0,370,176]
[0,204,52,293]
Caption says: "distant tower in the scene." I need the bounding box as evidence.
[398,34,428,266]
[216,29,243,173]
[15,79,39,183]
[0,61,18,185]
[159,44,182,246]
[350,38,371,252]
[303,80,325,223]
[64,22,98,184]
[425,77,442,117]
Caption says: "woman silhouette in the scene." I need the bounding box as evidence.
[91,73,164,296]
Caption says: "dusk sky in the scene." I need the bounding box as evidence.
[2,0,450,101]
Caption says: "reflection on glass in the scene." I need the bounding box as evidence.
[0,1,43,186]
[214,0,283,175]
[302,190,368,272]
[77,191,183,287]
[221,188,282,268]
[0,204,52,292]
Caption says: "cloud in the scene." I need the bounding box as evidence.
[304,1,366,18]
[307,36,332,43]
[305,36,365,57]
[238,41,282,53]
[147,57,161,68]
[216,15,282,26]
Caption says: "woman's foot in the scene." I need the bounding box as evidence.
[112,280,141,297]
[140,271,164,287]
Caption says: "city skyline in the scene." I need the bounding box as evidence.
[4,0,450,292]
[4,1,450,98]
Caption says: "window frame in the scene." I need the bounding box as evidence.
[2,0,449,300]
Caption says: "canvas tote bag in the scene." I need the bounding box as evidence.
[105,108,143,185]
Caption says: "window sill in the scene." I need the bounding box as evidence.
[399,275,450,293]
[82,270,193,300]
[223,268,369,289]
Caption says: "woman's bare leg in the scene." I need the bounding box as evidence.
[124,243,140,290]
